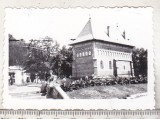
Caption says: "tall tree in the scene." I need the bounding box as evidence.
[132,48,147,77]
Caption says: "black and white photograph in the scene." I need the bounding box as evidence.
[3,8,154,109]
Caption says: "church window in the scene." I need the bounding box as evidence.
[77,53,79,57]
[100,60,104,69]
[82,52,85,56]
[86,51,88,56]
[79,53,82,57]
[89,51,91,55]
[109,61,112,69]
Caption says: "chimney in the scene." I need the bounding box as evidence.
[107,26,110,37]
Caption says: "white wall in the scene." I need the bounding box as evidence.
[95,49,132,77]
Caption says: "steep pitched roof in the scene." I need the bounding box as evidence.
[70,18,133,46]
[76,18,94,41]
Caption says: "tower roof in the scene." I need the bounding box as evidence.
[70,18,133,46]
[76,18,94,41]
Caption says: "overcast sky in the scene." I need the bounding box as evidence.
[5,8,152,49]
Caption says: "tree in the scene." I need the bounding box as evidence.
[50,46,73,78]
[60,46,73,77]
[132,47,147,77]
[24,36,60,77]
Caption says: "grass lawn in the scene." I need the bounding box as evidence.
[66,83,147,99]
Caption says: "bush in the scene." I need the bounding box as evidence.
[41,76,148,94]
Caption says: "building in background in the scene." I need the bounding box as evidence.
[70,18,134,78]
[9,66,30,85]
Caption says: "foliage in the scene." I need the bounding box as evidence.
[55,76,147,92]
[24,36,60,75]
[132,48,147,77]
[9,34,73,79]
[50,46,73,77]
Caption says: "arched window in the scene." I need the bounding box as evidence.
[77,53,79,57]
[85,51,88,56]
[89,51,91,55]
[82,52,85,56]
[79,53,82,57]
[109,61,112,69]
[100,60,104,69]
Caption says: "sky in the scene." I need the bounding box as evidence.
[5,8,153,48]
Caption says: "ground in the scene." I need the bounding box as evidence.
[9,83,147,99]
[9,83,45,99]
[66,84,147,99]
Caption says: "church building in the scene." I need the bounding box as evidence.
[70,18,134,78]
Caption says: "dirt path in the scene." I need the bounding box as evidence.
[9,83,46,99]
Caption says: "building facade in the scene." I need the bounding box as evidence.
[71,18,134,78]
